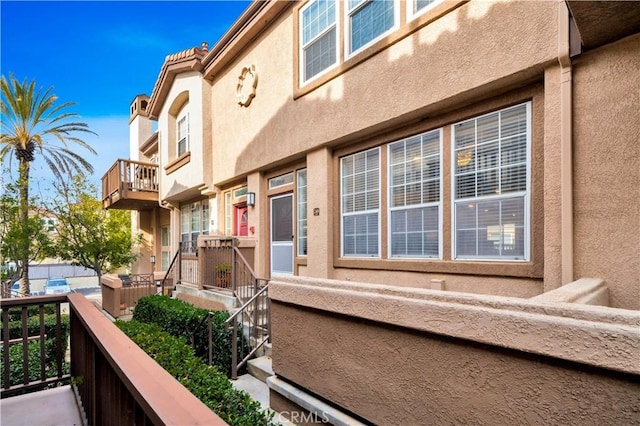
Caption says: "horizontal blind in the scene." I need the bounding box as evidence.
[453,103,529,260]
[341,147,380,256]
[389,129,441,258]
[302,0,337,81]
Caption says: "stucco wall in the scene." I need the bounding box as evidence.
[331,267,542,298]
[572,34,640,310]
[270,277,640,425]
[209,0,557,184]
[158,71,206,201]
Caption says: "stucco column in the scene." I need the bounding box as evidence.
[305,147,334,278]
[543,64,563,291]
[247,171,266,277]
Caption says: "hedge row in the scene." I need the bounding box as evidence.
[116,320,276,426]
[132,296,244,375]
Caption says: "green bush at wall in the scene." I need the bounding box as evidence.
[132,295,239,375]
[116,320,276,426]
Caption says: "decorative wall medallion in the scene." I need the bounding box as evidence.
[236,65,258,107]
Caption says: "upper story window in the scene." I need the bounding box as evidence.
[177,114,189,156]
[409,0,441,20]
[347,0,397,55]
[301,0,338,83]
[452,103,530,261]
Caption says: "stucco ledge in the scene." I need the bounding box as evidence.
[269,276,640,375]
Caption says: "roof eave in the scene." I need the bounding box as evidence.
[147,57,204,119]
[202,1,293,81]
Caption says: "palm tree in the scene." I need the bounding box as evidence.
[0,74,96,296]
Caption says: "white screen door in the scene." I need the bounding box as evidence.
[270,194,294,275]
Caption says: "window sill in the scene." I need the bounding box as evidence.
[333,257,543,279]
[165,151,191,175]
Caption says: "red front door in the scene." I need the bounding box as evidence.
[235,205,248,236]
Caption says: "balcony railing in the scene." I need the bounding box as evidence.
[1,294,227,425]
[101,159,159,210]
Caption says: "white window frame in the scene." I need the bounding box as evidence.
[345,0,399,59]
[297,169,308,257]
[160,226,171,271]
[387,129,443,259]
[451,102,531,262]
[407,0,443,22]
[180,200,208,253]
[177,113,189,156]
[340,147,381,258]
[224,191,233,236]
[300,0,339,85]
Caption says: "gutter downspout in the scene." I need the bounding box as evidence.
[558,1,573,284]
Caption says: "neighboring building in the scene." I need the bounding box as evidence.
[103,1,640,423]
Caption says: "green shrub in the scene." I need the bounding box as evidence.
[116,320,275,426]
[6,304,58,322]
[132,295,242,375]
[0,340,70,388]
[5,314,70,357]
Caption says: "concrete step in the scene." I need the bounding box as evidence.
[232,374,295,426]
[247,355,274,384]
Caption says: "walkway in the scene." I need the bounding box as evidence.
[1,385,84,426]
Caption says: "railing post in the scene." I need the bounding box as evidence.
[231,246,237,293]
[208,313,213,366]
[231,316,238,380]
[177,242,182,286]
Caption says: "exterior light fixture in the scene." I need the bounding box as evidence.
[150,255,156,264]
[247,192,256,207]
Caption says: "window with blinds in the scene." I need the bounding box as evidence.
[452,102,530,260]
[297,169,308,256]
[301,0,337,82]
[388,129,441,258]
[348,0,396,55]
[177,114,188,156]
[341,147,380,257]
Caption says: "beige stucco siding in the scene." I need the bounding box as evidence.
[209,0,557,184]
[572,34,640,310]
[158,71,207,201]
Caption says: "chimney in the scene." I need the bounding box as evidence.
[129,94,153,161]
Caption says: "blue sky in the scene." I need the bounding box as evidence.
[1,0,250,197]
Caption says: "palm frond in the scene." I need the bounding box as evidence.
[0,74,97,182]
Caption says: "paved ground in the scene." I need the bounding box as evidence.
[26,276,100,294]
[0,385,84,426]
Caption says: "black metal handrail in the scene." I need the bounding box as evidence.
[224,282,270,380]
[160,247,181,295]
